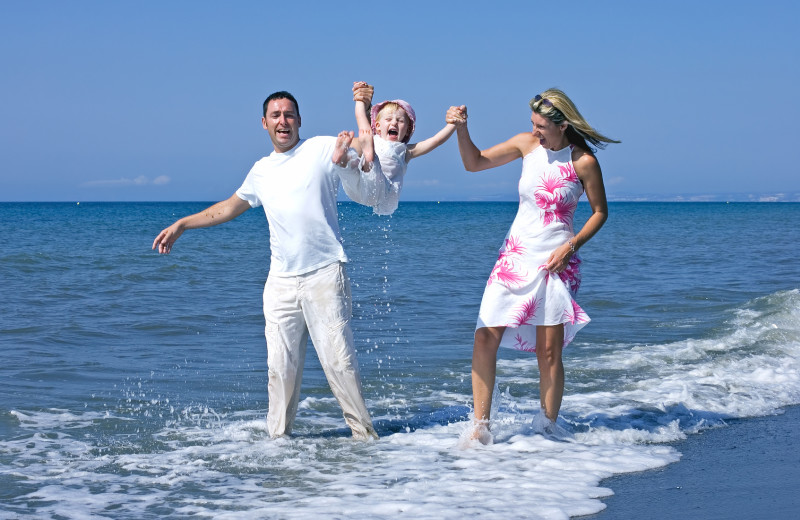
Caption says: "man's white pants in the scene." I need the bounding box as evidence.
[263,261,376,439]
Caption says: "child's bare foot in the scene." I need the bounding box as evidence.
[332,131,354,167]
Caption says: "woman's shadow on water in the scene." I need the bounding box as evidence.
[306,405,473,439]
[305,402,732,440]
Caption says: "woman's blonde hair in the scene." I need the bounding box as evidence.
[529,88,620,152]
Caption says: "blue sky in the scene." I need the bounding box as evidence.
[2,1,798,202]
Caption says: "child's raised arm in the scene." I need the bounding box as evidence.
[406,115,457,161]
[352,81,374,169]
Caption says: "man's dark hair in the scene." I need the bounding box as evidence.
[263,91,299,118]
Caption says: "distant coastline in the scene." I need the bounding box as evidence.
[2,194,800,203]
[605,192,800,203]
[457,192,800,203]
[454,191,800,202]
[448,192,800,203]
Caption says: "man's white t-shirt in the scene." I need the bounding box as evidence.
[236,136,357,276]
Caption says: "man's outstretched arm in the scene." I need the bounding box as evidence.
[152,194,251,254]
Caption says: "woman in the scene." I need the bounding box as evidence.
[446,89,619,443]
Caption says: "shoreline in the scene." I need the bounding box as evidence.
[588,405,800,519]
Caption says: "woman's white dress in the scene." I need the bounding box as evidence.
[476,144,590,351]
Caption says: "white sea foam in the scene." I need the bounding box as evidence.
[1,407,679,519]
[2,290,799,518]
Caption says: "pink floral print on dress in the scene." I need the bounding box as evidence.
[558,162,579,183]
[558,255,582,295]
[488,235,528,287]
[563,299,589,325]
[513,333,536,352]
[512,296,541,327]
[537,174,567,195]
[534,176,578,227]
[476,145,590,352]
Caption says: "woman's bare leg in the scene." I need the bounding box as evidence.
[472,326,505,423]
[536,325,565,422]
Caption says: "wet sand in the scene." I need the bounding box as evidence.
[588,405,800,519]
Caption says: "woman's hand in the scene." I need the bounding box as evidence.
[545,240,574,273]
[446,105,467,126]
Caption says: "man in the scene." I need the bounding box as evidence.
[153,90,379,440]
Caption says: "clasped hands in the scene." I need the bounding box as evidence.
[446,105,467,126]
[353,82,467,128]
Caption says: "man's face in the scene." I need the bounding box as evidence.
[262,98,301,153]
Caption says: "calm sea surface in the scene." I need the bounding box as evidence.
[1,201,799,519]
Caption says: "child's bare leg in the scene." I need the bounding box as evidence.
[332,131,354,167]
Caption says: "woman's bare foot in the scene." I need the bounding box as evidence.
[470,419,493,445]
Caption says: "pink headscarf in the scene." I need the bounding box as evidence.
[370,99,416,143]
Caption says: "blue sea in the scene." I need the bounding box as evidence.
[1,201,799,519]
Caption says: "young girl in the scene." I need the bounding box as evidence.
[334,81,456,215]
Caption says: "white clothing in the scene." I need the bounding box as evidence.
[263,262,376,439]
[476,145,590,351]
[236,136,380,276]
[370,136,409,215]
[341,136,409,216]
[235,136,378,438]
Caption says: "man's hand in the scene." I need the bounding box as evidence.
[353,81,374,106]
[152,222,185,254]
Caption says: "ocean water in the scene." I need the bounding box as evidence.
[1,201,799,519]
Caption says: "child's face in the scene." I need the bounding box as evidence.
[375,107,409,142]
